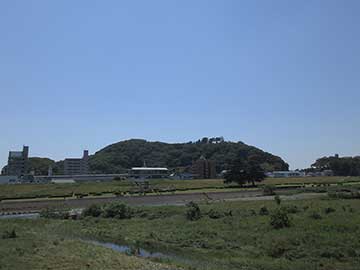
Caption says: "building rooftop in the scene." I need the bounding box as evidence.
[131,167,168,171]
[9,151,23,158]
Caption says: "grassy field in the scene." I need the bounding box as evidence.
[263,176,360,185]
[1,177,360,201]
[0,179,225,200]
[0,220,178,270]
[1,197,360,270]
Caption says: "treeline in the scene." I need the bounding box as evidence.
[2,137,289,175]
[312,156,360,176]
[1,158,64,176]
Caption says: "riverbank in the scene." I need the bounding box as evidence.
[1,197,360,270]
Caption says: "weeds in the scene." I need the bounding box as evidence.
[2,229,17,239]
[263,185,276,196]
[270,208,291,229]
[274,195,282,205]
[309,212,322,220]
[82,204,102,218]
[259,206,269,216]
[186,201,201,221]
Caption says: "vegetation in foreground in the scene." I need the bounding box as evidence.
[1,198,360,270]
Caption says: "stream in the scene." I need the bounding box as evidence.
[84,239,171,259]
[0,213,40,219]
[83,239,199,267]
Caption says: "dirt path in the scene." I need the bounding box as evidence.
[0,189,326,214]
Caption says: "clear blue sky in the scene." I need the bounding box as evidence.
[1,0,359,169]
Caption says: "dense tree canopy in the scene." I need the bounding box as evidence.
[1,158,64,176]
[312,156,360,176]
[224,157,266,186]
[89,138,288,174]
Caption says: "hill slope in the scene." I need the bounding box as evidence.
[89,138,288,174]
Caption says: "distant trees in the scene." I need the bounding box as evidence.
[1,157,64,175]
[224,157,266,186]
[312,155,360,176]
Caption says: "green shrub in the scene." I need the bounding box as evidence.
[207,209,223,219]
[263,185,276,196]
[259,206,269,216]
[270,208,291,229]
[320,248,345,260]
[82,204,103,218]
[328,191,360,199]
[186,201,201,221]
[283,205,300,214]
[267,239,290,258]
[309,212,322,220]
[324,207,336,214]
[40,208,69,219]
[2,229,17,239]
[102,202,132,219]
[274,195,281,205]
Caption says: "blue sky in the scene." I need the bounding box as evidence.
[0,0,359,169]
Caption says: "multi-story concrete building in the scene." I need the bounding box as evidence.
[191,155,216,179]
[64,150,89,175]
[6,146,29,176]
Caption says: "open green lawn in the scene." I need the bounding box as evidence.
[1,197,360,270]
[1,176,360,201]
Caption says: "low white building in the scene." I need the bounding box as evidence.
[129,167,169,179]
[51,179,76,184]
[0,175,20,184]
[267,171,305,178]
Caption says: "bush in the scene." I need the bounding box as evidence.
[309,212,322,220]
[283,205,300,214]
[40,208,69,219]
[102,202,132,219]
[324,207,336,214]
[259,206,269,216]
[328,191,360,199]
[207,209,223,219]
[270,208,291,229]
[263,185,276,196]
[320,248,345,260]
[274,195,281,205]
[82,204,103,218]
[267,239,290,258]
[2,229,17,239]
[186,201,201,221]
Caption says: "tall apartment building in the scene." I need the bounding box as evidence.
[191,155,216,179]
[64,150,89,175]
[6,146,29,176]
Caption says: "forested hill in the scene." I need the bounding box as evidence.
[311,155,360,176]
[89,138,289,174]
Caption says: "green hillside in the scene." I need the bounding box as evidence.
[89,138,288,174]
